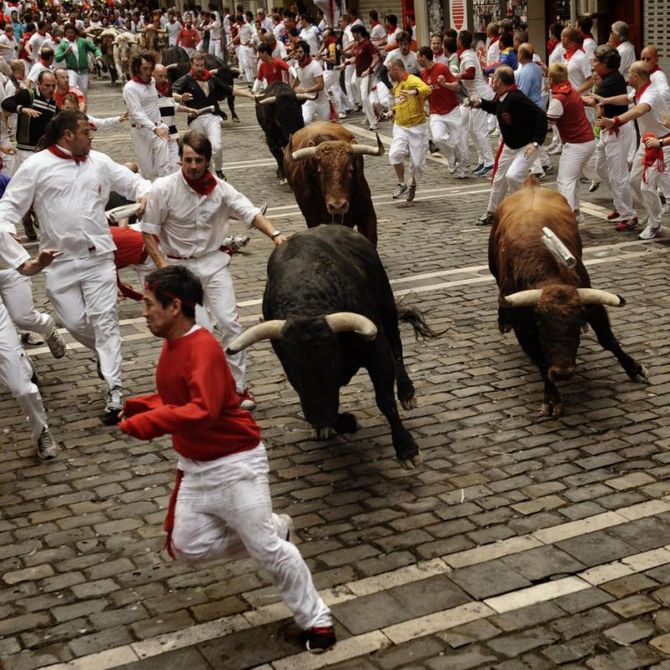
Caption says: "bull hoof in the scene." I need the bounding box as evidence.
[333,412,358,434]
[312,427,334,441]
[233,115,241,123]
[631,365,649,383]
[400,396,417,411]
[541,401,563,418]
[499,324,512,334]
[399,451,423,470]
[279,178,288,186]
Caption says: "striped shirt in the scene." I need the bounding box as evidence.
[157,93,178,138]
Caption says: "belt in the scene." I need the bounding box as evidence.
[166,244,230,260]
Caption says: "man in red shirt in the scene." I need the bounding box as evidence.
[176,17,200,57]
[417,46,466,178]
[348,24,380,130]
[256,42,289,88]
[119,265,336,654]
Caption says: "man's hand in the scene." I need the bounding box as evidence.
[598,117,614,130]
[181,92,193,102]
[154,126,170,140]
[118,110,129,122]
[22,107,41,118]
[467,96,481,108]
[643,135,661,150]
[0,144,15,154]
[524,144,537,159]
[272,234,288,246]
[19,249,62,276]
[136,193,150,217]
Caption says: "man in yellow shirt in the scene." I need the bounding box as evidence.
[388,59,432,202]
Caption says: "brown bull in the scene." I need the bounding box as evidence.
[489,177,646,416]
[283,122,383,246]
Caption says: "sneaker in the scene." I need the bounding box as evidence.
[368,124,378,131]
[447,163,457,174]
[232,115,241,123]
[392,183,408,199]
[588,180,601,193]
[215,169,227,181]
[429,140,439,154]
[476,211,495,226]
[477,163,494,177]
[607,210,621,221]
[615,218,638,232]
[221,234,251,254]
[405,180,417,202]
[305,626,336,654]
[638,223,661,239]
[471,162,484,174]
[104,386,124,424]
[338,112,347,119]
[237,388,257,410]
[37,428,59,460]
[45,326,66,359]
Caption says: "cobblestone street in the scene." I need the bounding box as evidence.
[1,78,670,670]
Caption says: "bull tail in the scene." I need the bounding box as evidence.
[397,305,441,340]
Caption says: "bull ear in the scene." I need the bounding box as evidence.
[226,320,286,354]
[501,289,543,308]
[325,312,378,340]
[577,289,625,307]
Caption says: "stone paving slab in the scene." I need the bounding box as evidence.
[1,78,669,670]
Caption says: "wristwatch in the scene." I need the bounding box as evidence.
[270,230,282,239]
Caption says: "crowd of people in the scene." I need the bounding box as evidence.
[1,2,669,658]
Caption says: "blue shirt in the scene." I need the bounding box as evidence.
[516,61,544,107]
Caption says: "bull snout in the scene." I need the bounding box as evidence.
[548,365,576,382]
[326,198,350,215]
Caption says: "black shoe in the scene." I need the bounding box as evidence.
[304,626,336,654]
[429,139,439,154]
[216,169,227,181]
[476,212,495,226]
[471,162,484,174]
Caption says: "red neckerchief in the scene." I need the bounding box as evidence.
[564,46,584,61]
[547,38,559,55]
[48,144,88,163]
[131,75,151,85]
[551,81,572,95]
[182,168,217,196]
[641,131,666,183]
[634,79,652,103]
[456,48,464,58]
[190,67,212,81]
[433,48,443,57]
[650,64,661,74]
[370,19,379,27]
[489,36,500,45]
[582,33,594,40]
[400,72,409,82]
[156,80,170,96]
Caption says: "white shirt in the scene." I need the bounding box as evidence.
[630,82,670,138]
[272,41,288,60]
[386,27,401,50]
[617,41,636,81]
[272,22,286,41]
[0,35,17,61]
[0,232,29,269]
[238,22,254,46]
[548,43,565,66]
[27,31,52,61]
[296,59,325,102]
[564,49,591,91]
[460,48,492,99]
[26,60,51,86]
[486,39,500,66]
[299,24,321,55]
[582,36,596,59]
[384,48,419,75]
[209,19,222,41]
[123,78,162,128]
[370,22,386,44]
[141,171,260,259]
[650,68,669,94]
[166,21,181,46]
[0,149,150,261]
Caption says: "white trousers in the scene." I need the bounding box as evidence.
[168,250,246,392]
[462,105,494,165]
[323,69,347,115]
[237,44,255,83]
[357,74,376,128]
[44,253,121,389]
[630,142,670,228]
[557,140,596,211]
[208,39,223,60]
[131,126,172,180]
[0,296,47,441]
[189,114,223,170]
[301,98,330,125]
[0,268,54,336]
[67,70,89,93]
[429,108,467,169]
[172,444,331,629]
[343,63,359,109]
[389,122,429,180]
[487,142,539,213]
[595,124,636,219]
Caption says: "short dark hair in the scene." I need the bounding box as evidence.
[40,47,54,60]
[39,110,88,149]
[257,42,272,55]
[351,25,369,39]
[37,69,55,83]
[500,33,513,48]
[397,30,411,44]
[295,39,310,54]
[418,46,433,60]
[577,15,593,34]
[131,51,156,76]
[385,14,397,26]
[444,37,457,54]
[369,9,378,21]
[458,30,473,48]
[179,130,212,162]
[548,22,562,40]
[594,44,621,70]
[145,266,203,319]
[444,28,457,40]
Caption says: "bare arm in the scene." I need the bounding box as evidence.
[142,232,168,268]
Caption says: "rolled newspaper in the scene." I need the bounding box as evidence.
[106,203,143,223]
[542,227,576,268]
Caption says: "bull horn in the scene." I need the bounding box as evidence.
[351,133,385,157]
[165,63,179,70]
[295,92,318,100]
[226,320,286,354]
[501,289,543,308]
[577,289,625,307]
[325,312,377,340]
[258,95,277,105]
[209,68,218,75]
[292,146,318,161]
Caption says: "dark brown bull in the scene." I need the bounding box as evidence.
[489,177,647,416]
[283,122,383,246]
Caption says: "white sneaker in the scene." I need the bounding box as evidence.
[638,223,661,240]
[45,326,67,359]
[104,386,123,423]
[37,428,59,460]
[392,183,408,199]
[221,234,251,253]
[338,112,347,119]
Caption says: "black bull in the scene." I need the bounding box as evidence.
[162,47,239,121]
[227,225,436,469]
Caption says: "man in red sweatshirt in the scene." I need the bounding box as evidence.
[118,266,335,654]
